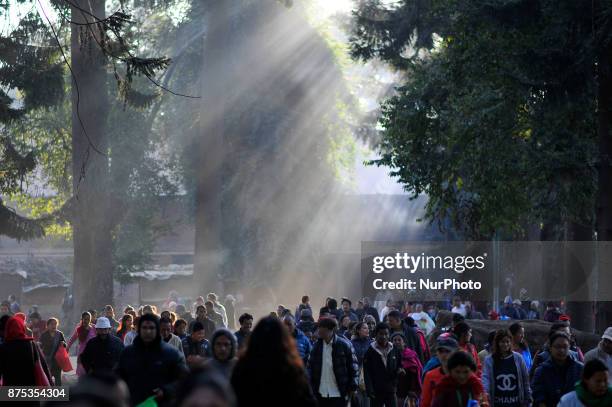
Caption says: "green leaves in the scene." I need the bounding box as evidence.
[352,0,599,238]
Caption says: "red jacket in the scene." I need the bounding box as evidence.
[420,366,446,407]
[431,373,488,407]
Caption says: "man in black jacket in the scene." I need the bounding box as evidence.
[363,322,403,407]
[116,313,188,406]
[189,305,216,341]
[80,317,124,374]
[308,317,359,407]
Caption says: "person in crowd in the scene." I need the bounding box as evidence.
[164,290,180,310]
[489,310,500,320]
[530,321,581,378]
[224,294,237,331]
[69,371,131,407]
[364,314,377,339]
[277,304,287,318]
[176,304,194,325]
[356,299,366,321]
[177,368,236,407]
[479,330,497,365]
[362,297,381,323]
[391,332,422,407]
[67,311,97,376]
[326,298,342,320]
[103,305,120,332]
[400,302,413,319]
[206,328,238,379]
[231,316,317,407]
[205,300,225,330]
[558,358,612,407]
[351,321,371,407]
[309,317,359,406]
[298,308,316,335]
[174,318,188,340]
[426,304,438,321]
[28,312,46,341]
[160,310,172,321]
[8,294,21,314]
[124,316,139,346]
[465,302,485,320]
[363,323,404,407]
[543,302,562,322]
[405,316,431,363]
[182,321,211,369]
[352,321,372,368]
[160,316,185,356]
[387,310,425,364]
[0,314,9,344]
[0,314,53,386]
[88,308,99,323]
[192,296,206,315]
[410,304,436,335]
[116,313,133,341]
[583,326,612,385]
[421,337,459,407]
[283,314,312,367]
[381,299,396,322]
[340,298,359,322]
[80,316,125,374]
[513,300,527,320]
[501,297,520,320]
[482,329,531,407]
[296,295,312,320]
[38,317,66,386]
[339,315,353,340]
[527,301,540,320]
[509,322,533,371]
[234,312,253,350]
[207,293,228,327]
[430,351,488,407]
[0,301,12,316]
[117,313,188,406]
[453,321,482,377]
[451,296,467,317]
[190,304,216,340]
[531,332,584,407]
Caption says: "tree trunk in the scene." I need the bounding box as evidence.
[194,0,232,294]
[596,39,612,332]
[71,0,113,319]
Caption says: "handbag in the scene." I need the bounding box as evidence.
[32,342,51,386]
[55,344,73,372]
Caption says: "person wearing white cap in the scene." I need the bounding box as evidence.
[584,327,612,385]
[80,316,124,374]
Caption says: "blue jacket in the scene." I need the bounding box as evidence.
[351,337,372,368]
[531,357,583,406]
[308,334,359,398]
[482,352,532,406]
[293,328,312,365]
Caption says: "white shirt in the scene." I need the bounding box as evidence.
[124,330,137,346]
[319,337,341,398]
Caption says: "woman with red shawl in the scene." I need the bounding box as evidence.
[0,314,53,387]
[67,311,96,376]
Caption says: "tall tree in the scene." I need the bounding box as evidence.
[349,0,612,328]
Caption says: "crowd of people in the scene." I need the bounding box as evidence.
[0,292,611,407]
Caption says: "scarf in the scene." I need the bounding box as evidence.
[575,381,612,407]
[4,316,33,341]
[77,323,92,342]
